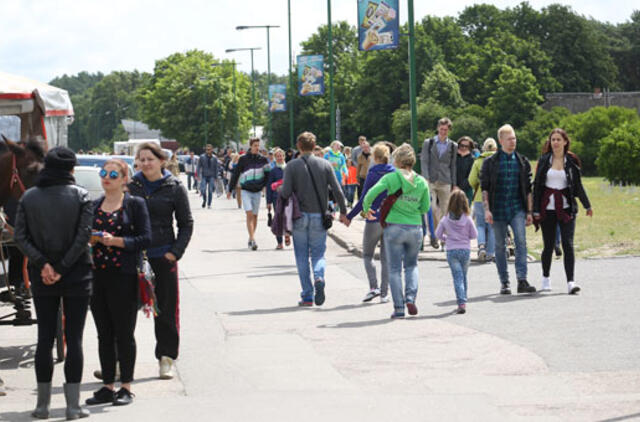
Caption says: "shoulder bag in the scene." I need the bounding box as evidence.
[302,157,333,230]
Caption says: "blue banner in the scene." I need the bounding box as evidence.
[297,55,324,96]
[357,0,399,51]
[268,84,287,112]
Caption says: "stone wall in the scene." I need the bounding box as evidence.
[543,92,640,114]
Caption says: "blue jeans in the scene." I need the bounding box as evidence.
[492,210,528,285]
[292,213,327,301]
[473,202,495,257]
[421,209,436,239]
[200,176,215,206]
[383,224,422,312]
[187,172,196,190]
[446,249,470,305]
[344,185,356,204]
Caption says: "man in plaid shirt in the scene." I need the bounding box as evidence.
[481,124,536,295]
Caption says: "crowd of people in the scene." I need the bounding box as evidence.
[3,115,593,418]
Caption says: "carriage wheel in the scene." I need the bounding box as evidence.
[55,304,65,362]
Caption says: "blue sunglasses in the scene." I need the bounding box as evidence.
[99,169,120,179]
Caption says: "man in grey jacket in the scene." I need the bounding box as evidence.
[420,117,458,228]
[197,144,219,209]
[281,131,348,307]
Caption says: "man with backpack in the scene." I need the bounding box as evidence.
[420,117,458,229]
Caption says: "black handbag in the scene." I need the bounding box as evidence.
[302,157,333,230]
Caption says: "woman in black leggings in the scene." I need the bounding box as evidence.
[533,129,593,294]
[85,159,151,407]
[14,147,93,420]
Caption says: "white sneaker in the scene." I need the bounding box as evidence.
[541,277,551,291]
[362,289,380,302]
[568,281,581,295]
[159,356,174,379]
[380,295,390,303]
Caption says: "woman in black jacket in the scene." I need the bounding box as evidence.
[455,136,475,204]
[14,147,92,420]
[128,142,193,380]
[85,159,151,407]
[533,129,593,294]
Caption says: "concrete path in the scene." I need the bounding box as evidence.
[1,189,639,421]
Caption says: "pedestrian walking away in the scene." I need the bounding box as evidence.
[228,138,271,251]
[435,190,478,314]
[481,124,536,295]
[355,140,371,199]
[420,117,458,231]
[266,148,289,249]
[14,146,93,420]
[197,144,219,209]
[363,143,430,319]
[87,159,151,407]
[128,142,193,380]
[468,138,497,263]
[533,128,593,294]
[280,131,348,307]
[345,142,395,304]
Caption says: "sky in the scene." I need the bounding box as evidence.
[1,0,638,84]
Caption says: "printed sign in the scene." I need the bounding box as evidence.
[297,55,324,96]
[358,0,399,51]
[268,84,287,112]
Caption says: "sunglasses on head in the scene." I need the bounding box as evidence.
[99,169,120,179]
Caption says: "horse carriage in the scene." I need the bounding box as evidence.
[1,71,74,360]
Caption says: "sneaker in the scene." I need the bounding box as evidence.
[85,386,116,405]
[477,246,486,262]
[430,237,439,249]
[314,280,326,306]
[362,289,380,303]
[406,302,418,316]
[517,279,537,294]
[201,201,206,208]
[541,277,551,291]
[380,295,390,303]
[113,388,134,406]
[456,304,466,314]
[500,284,512,295]
[276,244,284,250]
[284,235,291,246]
[390,311,405,319]
[159,356,174,380]
[251,240,258,251]
[298,300,313,307]
[555,245,562,257]
[568,281,581,295]
[207,205,212,209]
[248,240,253,250]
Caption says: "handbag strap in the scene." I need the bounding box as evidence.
[301,156,326,214]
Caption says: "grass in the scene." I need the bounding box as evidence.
[526,177,640,259]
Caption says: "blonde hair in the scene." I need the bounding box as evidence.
[482,138,497,152]
[392,143,416,169]
[497,124,515,140]
[372,142,390,164]
[272,147,285,156]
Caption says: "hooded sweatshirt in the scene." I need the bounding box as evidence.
[347,163,395,222]
[435,212,478,250]
[468,150,496,202]
[324,149,347,184]
[362,169,430,226]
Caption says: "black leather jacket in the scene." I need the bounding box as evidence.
[480,150,533,214]
[128,173,193,260]
[532,153,591,217]
[14,184,93,294]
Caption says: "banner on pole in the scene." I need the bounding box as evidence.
[268,84,287,112]
[297,55,324,96]
[357,0,399,51]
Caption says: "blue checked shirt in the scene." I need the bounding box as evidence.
[493,150,523,222]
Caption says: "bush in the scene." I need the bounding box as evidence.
[597,120,640,185]
[518,106,571,160]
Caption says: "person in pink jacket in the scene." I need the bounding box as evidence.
[436,190,478,314]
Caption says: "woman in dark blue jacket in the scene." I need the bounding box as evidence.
[266,148,288,249]
[86,159,151,407]
[345,142,395,303]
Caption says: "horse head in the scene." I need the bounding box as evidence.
[0,135,45,206]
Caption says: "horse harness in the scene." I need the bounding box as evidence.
[9,153,27,195]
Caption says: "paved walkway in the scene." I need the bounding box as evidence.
[1,189,639,421]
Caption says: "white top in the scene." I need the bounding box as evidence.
[545,168,569,210]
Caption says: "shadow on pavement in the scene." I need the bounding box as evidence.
[201,248,255,254]
[247,271,299,278]
[314,303,377,312]
[0,344,35,370]
[1,403,113,421]
[433,292,566,307]
[225,306,305,316]
[317,318,393,329]
[598,412,640,422]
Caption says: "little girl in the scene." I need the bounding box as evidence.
[344,158,358,208]
[435,190,478,314]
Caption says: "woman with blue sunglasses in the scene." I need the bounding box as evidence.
[86,159,151,407]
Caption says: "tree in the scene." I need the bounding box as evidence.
[420,63,465,109]
[597,120,640,185]
[487,65,543,129]
[518,106,572,160]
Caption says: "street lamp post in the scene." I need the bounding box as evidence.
[236,25,280,144]
[287,0,294,149]
[226,47,261,138]
[327,0,335,141]
[407,0,418,152]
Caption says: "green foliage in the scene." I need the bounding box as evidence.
[518,106,572,159]
[450,115,488,146]
[560,106,640,175]
[420,63,465,109]
[391,100,449,144]
[597,120,640,185]
[487,65,544,129]
[50,72,104,96]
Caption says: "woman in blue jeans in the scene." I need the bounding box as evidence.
[363,144,430,319]
[468,138,497,262]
